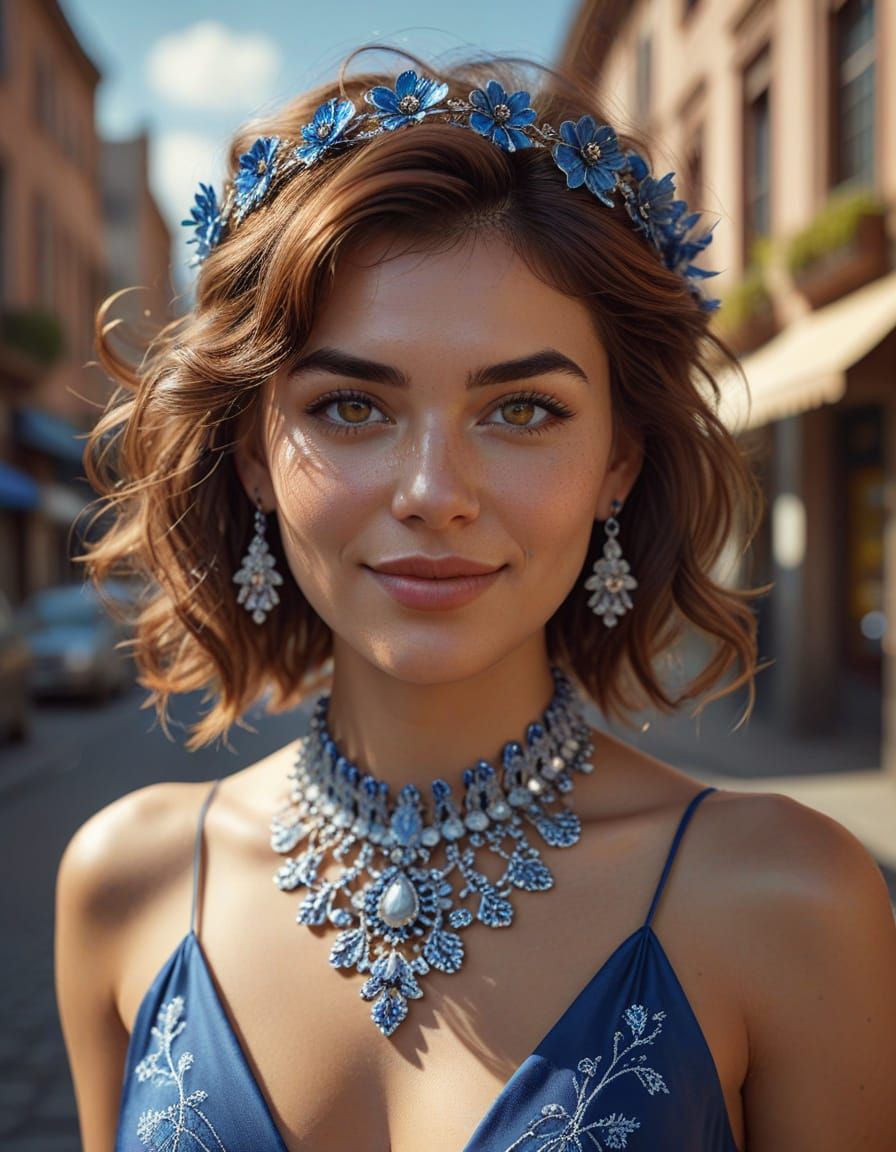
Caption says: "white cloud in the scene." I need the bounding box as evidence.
[145,21,281,112]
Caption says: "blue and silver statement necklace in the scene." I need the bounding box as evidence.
[269,665,595,1036]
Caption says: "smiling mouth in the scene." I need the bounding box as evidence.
[363,565,506,610]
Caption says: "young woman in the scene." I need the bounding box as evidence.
[55,48,896,1152]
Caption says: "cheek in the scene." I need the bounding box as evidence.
[513,477,597,589]
[266,426,376,552]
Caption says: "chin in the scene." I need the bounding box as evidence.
[340,636,512,686]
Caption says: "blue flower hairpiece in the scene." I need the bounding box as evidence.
[183,69,720,311]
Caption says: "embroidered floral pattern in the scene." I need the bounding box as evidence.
[134,995,231,1151]
[502,1002,669,1150]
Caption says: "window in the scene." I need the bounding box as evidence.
[0,0,7,80]
[635,34,652,122]
[742,46,772,262]
[831,0,875,188]
[0,160,6,302]
[103,190,132,225]
[31,193,53,307]
[683,121,705,209]
[33,51,55,135]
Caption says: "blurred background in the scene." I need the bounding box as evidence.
[0,0,893,1145]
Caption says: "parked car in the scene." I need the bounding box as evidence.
[0,590,31,741]
[20,581,135,702]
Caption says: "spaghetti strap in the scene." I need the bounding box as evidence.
[190,778,222,938]
[643,785,717,930]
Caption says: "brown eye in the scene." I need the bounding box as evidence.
[335,397,372,423]
[501,400,538,426]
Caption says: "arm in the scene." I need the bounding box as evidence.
[55,783,190,1152]
[55,804,133,1152]
[738,793,896,1150]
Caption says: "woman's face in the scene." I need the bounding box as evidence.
[239,234,642,684]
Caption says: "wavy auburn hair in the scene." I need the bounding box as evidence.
[81,46,770,749]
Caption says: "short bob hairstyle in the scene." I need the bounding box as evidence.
[81,47,769,749]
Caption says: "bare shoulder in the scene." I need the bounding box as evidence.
[589,724,894,956]
[697,784,893,924]
[675,779,896,1076]
[701,788,896,1145]
[57,779,208,951]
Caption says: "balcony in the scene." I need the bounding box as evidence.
[786,187,891,311]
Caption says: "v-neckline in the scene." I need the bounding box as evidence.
[126,917,741,1152]
[181,922,654,1152]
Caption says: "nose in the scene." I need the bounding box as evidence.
[389,421,481,527]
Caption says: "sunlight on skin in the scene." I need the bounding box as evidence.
[236,233,644,787]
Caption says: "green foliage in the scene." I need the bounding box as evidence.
[714,261,769,329]
[785,186,887,275]
[0,308,66,367]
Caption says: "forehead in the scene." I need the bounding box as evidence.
[304,234,607,370]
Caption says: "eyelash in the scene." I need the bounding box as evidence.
[303,388,575,438]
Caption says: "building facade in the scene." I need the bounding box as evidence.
[558,0,896,773]
[0,0,105,601]
[102,133,174,326]
[0,1,172,605]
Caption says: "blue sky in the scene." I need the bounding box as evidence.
[59,0,581,286]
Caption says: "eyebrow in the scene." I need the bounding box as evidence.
[287,346,590,390]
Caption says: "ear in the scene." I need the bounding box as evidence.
[595,419,644,520]
[233,404,277,512]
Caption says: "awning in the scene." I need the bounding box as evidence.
[0,460,40,510]
[15,407,85,464]
[714,269,896,432]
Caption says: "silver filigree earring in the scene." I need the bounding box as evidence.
[233,492,284,624]
[585,498,638,627]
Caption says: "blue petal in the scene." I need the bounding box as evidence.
[553,143,582,172]
[505,127,533,150]
[469,110,495,137]
[379,113,411,131]
[331,98,356,135]
[625,150,649,180]
[559,120,579,147]
[485,79,507,109]
[492,125,514,151]
[575,115,598,146]
[507,90,532,115]
[417,77,449,108]
[468,88,491,112]
[312,99,336,128]
[584,165,618,205]
[366,86,399,112]
[395,69,418,99]
[555,149,586,188]
[508,107,537,129]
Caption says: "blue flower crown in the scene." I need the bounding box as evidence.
[182,69,721,312]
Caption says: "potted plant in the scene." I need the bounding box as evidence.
[715,239,779,354]
[785,186,890,309]
[0,307,66,369]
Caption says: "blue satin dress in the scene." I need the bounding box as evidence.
[115,780,740,1152]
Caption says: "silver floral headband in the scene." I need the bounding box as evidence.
[182,69,721,312]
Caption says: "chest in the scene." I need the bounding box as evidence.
[118,810,748,1152]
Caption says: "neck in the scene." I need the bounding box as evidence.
[323,632,559,791]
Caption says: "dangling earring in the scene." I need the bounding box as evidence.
[233,492,284,624]
[585,498,637,627]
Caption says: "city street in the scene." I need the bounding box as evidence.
[1,677,893,1148]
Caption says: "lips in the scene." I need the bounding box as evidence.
[364,562,505,610]
[368,556,502,579]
